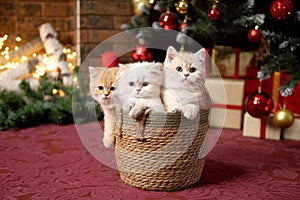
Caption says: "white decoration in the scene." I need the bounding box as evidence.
[38,23,73,86]
[0,58,39,81]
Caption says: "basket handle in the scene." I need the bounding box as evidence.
[136,108,151,140]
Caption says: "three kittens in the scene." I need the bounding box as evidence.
[89,46,211,148]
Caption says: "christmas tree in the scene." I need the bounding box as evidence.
[123,0,299,96]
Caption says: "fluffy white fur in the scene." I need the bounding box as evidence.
[162,46,211,119]
[115,62,165,119]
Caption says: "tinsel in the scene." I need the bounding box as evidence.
[280,80,296,97]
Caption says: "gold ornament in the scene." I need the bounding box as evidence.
[175,0,189,15]
[132,0,151,16]
[273,105,294,128]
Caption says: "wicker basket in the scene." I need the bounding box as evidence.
[114,109,209,191]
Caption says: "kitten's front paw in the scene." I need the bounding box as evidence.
[103,134,115,148]
[123,102,133,114]
[182,104,198,120]
[129,106,144,119]
[171,108,180,113]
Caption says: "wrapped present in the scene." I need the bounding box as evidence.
[206,78,245,129]
[283,116,300,141]
[242,112,281,140]
[208,46,255,78]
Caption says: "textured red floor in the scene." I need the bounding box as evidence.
[1,123,300,199]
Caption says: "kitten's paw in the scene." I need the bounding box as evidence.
[182,104,198,120]
[103,134,115,148]
[129,106,144,119]
[123,102,133,113]
[170,108,180,113]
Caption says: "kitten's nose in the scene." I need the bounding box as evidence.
[184,74,189,77]
[104,93,109,97]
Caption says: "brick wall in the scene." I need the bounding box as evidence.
[78,0,134,66]
[0,0,75,45]
[0,0,134,65]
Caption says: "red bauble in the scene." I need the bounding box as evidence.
[248,28,262,43]
[270,0,294,21]
[245,91,274,118]
[179,21,188,32]
[101,51,119,68]
[208,7,220,21]
[132,46,152,62]
[159,11,178,30]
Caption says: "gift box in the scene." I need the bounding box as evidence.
[283,116,300,141]
[208,46,255,78]
[206,78,245,129]
[242,112,281,140]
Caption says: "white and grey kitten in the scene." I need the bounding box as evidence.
[162,46,211,119]
[115,62,165,119]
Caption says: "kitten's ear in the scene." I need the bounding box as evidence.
[165,46,178,63]
[117,63,131,79]
[195,49,207,79]
[194,48,206,62]
[150,63,163,76]
[118,63,131,70]
[89,66,100,80]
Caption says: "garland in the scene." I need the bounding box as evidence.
[0,73,103,130]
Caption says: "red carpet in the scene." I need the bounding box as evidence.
[1,123,300,199]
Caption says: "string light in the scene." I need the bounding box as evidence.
[0,34,77,79]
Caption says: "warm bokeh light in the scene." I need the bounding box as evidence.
[0,34,77,80]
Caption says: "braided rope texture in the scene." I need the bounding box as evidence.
[115,110,209,191]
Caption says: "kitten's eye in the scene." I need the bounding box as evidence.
[110,87,115,91]
[142,82,148,87]
[189,67,197,73]
[176,66,183,72]
[129,82,134,86]
[98,86,104,90]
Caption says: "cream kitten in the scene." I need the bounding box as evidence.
[163,46,211,119]
[89,66,119,148]
[115,62,165,119]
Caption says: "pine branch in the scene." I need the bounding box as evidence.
[0,74,103,130]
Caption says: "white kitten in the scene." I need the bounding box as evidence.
[115,62,165,119]
[162,46,211,119]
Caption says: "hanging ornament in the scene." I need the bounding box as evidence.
[132,45,152,62]
[248,25,262,43]
[245,79,274,118]
[273,104,294,128]
[175,0,189,15]
[208,6,220,21]
[180,18,188,31]
[159,11,178,30]
[270,0,294,21]
[208,0,220,21]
